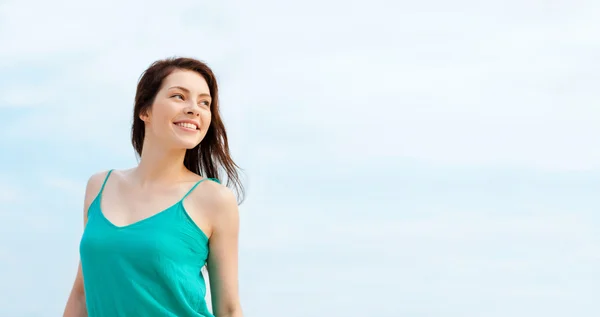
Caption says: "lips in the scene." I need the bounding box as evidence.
[175,122,198,130]
[173,119,200,130]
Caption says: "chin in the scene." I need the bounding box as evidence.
[184,144,200,150]
[168,132,204,150]
[169,137,201,150]
[180,141,201,150]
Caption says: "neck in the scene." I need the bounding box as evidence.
[134,139,188,186]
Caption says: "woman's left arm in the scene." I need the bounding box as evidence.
[207,187,243,317]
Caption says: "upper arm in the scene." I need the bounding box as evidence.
[205,185,242,316]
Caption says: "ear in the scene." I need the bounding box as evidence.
[139,108,151,123]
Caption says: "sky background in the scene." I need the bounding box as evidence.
[0,0,599,316]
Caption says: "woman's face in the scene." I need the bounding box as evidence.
[141,69,212,150]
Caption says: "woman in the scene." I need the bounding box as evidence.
[63,57,244,317]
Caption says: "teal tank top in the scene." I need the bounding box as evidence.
[80,170,218,317]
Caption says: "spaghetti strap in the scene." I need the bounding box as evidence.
[99,169,114,195]
[181,177,220,200]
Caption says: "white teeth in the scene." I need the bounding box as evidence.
[176,122,197,130]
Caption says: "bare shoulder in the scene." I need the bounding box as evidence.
[186,179,239,234]
[82,170,111,218]
[191,179,238,212]
[85,168,132,193]
[85,170,111,197]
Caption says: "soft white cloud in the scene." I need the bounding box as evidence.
[0,180,20,203]
[42,176,86,199]
[4,0,600,169]
[0,88,53,108]
[0,0,232,59]
[238,198,598,316]
[229,1,600,170]
[332,211,595,241]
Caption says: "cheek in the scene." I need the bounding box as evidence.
[152,102,178,125]
[202,111,212,126]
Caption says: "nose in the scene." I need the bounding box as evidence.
[184,103,201,116]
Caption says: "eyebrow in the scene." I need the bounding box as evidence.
[168,86,211,98]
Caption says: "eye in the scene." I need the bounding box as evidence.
[199,100,211,107]
[171,94,184,100]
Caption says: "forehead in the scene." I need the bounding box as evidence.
[162,69,210,94]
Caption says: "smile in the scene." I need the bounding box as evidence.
[174,122,199,131]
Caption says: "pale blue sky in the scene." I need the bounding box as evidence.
[0,0,599,316]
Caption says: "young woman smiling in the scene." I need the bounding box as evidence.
[63,57,244,317]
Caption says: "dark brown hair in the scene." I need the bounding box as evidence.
[131,57,244,203]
